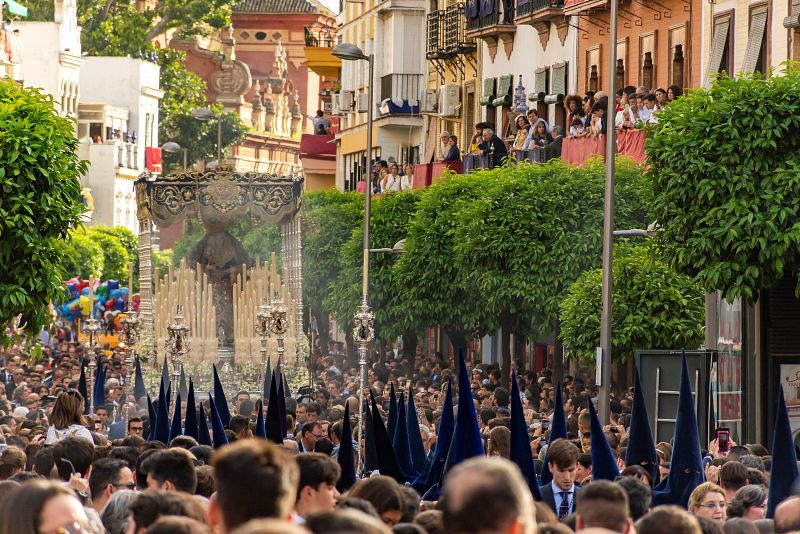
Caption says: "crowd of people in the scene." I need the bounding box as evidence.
[0,325,798,534]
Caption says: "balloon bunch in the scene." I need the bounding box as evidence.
[58,278,139,327]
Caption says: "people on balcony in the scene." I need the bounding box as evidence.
[529,121,552,149]
[309,110,330,135]
[383,163,411,192]
[510,115,530,158]
[564,95,584,130]
[478,127,508,169]
[402,163,415,186]
[589,102,608,137]
[442,135,462,163]
[432,131,452,163]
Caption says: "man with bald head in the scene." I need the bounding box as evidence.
[775,496,800,534]
[441,457,536,534]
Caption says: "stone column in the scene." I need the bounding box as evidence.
[137,214,154,358]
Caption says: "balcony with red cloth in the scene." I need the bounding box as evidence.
[560,130,646,166]
[300,133,336,190]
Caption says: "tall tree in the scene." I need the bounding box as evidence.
[393,172,489,354]
[560,242,705,362]
[0,81,87,343]
[301,191,364,352]
[646,70,800,301]
[453,159,648,384]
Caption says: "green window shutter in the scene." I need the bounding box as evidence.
[551,62,567,96]
[480,77,496,106]
[492,74,513,107]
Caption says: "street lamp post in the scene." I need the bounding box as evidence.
[161,141,188,171]
[191,108,222,168]
[599,0,620,425]
[332,42,374,477]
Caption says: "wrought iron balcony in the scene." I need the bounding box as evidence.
[428,5,477,60]
[465,0,516,36]
[304,27,338,48]
[517,0,564,20]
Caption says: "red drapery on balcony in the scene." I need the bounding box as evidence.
[145,147,162,173]
[561,130,647,166]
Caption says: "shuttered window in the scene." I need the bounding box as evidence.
[480,77,496,106]
[741,7,768,73]
[534,68,548,95]
[551,62,567,96]
[705,16,731,87]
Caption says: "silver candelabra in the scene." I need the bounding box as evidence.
[255,299,273,386]
[119,310,140,428]
[269,298,288,368]
[353,303,374,477]
[165,305,190,406]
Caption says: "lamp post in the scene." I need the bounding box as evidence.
[598,0,620,425]
[255,299,273,389]
[119,310,141,429]
[165,305,190,406]
[191,108,222,168]
[332,42,375,477]
[161,141,188,171]
[83,277,102,414]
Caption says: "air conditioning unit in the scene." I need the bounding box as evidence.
[356,92,370,113]
[438,84,460,117]
[419,88,438,113]
[339,90,354,112]
[331,93,343,115]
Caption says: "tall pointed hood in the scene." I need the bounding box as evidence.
[198,402,212,446]
[653,354,704,507]
[168,392,183,442]
[212,364,231,427]
[336,399,357,492]
[392,391,419,482]
[371,391,404,484]
[254,399,266,439]
[767,386,799,518]
[277,371,288,438]
[387,383,399,441]
[208,393,229,449]
[364,399,379,473]
[265,372,283,443]
[184,379,198,441]
[510,371,543,500]
[78,358,89,415]
[262,358,272,402]
[625,368,659,485]
[133,356,147,401]
[416,378,454,498]
[406,387,429,474]
[444,351,484,474]
[92,358,106,413]
[160,356,169,393]
[153,381,171,444]
[179,365,188,400]
[540,381,568,485]
[146,394,156,440]
[588,396,620,481]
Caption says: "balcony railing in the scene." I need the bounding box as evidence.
[114,141,139,170]
[304,27,338,48]
[466,0,515,32]
[428,5,477,60]
[380,73,423,102]
[426,10,443,58]
[517,0,564,18]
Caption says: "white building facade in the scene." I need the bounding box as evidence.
[77,57,164,233]
[334,0,427,191]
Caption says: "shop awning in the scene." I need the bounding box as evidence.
[2,0,28,17]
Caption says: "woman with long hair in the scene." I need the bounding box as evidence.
[0,480,92,534]
[45,389,93,444]
[347,476,404,527]
[563,95,583,131]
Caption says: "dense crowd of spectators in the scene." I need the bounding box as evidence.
[0,325,797,534]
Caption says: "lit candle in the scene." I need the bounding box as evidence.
[128,264,134,309]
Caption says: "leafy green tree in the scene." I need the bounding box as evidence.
[86,227,131,282]
[89,226,138,288]
[301,190,364,351]
[77,0,230,57]
[58,230,105,280]
[393,172,490,354]
[326,191,423,371]
[157,50,248,173]
[560,243,705,362]
[152,249,175,279]
[23,0,54,20]
[453,159,648,383]
[646,70,800,301]
[0,81,87,343]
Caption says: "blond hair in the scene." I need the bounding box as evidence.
[688,482,726,512]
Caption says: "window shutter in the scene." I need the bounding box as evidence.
[704,18,730,87]
[551,62,567,96]
[741,10,768,72]
[480,77,496,106]
[534,68,547,94]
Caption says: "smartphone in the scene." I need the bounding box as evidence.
[541,417,550,432]
[717,427,730,453]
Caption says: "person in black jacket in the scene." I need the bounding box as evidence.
[442,135,461,163]
[477,128,508,169]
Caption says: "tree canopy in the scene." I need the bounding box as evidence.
[560,242,705,362]
[0,81,87,343]
[646,69,800,301]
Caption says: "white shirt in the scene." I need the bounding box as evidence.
[551,480,576,516]
[45,424,94,445]
[384,175,410,192]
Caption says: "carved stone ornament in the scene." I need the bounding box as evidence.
[210,60,252,104]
